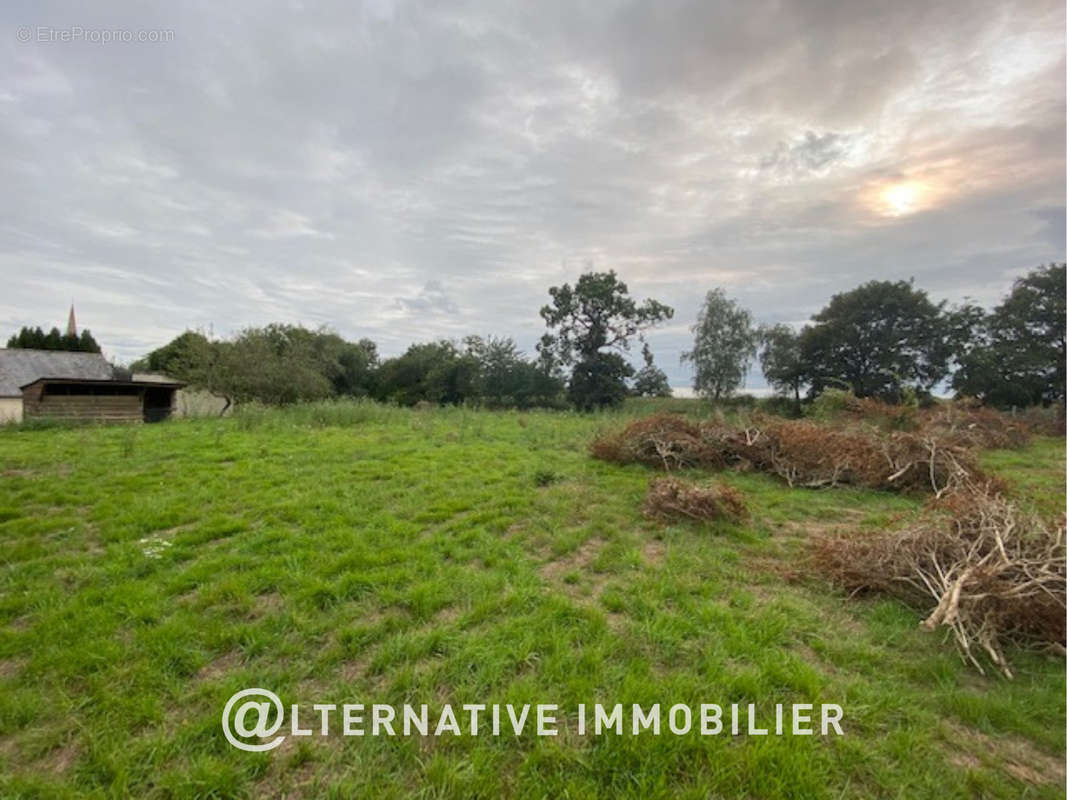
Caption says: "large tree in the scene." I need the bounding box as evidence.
[682,289,758,400]
[799,279,950,401]
[952,264,1066,407]
[538,271,673,410]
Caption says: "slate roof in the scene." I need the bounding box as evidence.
[0,349,114,396]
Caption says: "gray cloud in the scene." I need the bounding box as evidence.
[0,0,1063,389]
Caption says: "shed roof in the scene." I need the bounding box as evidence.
[0,349,114,397]
[20,377,185,391]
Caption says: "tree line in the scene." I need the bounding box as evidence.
[10,263,1062,412]
[6,326,101,353]
[719,263,1063,412]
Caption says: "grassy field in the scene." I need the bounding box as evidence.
[0,401,1063,798]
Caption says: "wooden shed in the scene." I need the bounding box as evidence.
[19,377,184,423]
[0,349,183,424]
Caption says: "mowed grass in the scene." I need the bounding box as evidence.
[0,402,1063,799]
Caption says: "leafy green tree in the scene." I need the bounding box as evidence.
[682,289,758,400]
[758,323,806,412]
[375,341,480,406]
[799,280,949,401]
[952,264,1066,407]
[461,335,563,408]
[538,271,673,410]
[567,351,633,410]
[333,338,379,397]
[131,331,211,374]
[138,326,355,410]
[630,343,672,397]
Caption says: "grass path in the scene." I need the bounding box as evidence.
[0,405,1063,798]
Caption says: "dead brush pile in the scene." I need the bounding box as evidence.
[917,402,1032,450]
[590,413,730,470]
[726,419,985,495]
[643,477,747,524]
[591,413,988,496]
[812,486,1066,677]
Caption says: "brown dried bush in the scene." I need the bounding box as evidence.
[918,401,1032,450]
[590,413,730,470]
[715,419,986,495]
[1014,403,1065,437]
[812,485,1066,677]
[643,477,747,524]
[846,396,921,431]
[593,412,997,496]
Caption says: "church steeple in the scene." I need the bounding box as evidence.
[66,303,77,337]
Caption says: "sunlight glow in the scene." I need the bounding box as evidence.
[880,181,926,216]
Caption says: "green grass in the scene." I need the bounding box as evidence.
[0,401,1063,798]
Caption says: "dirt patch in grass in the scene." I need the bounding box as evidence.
[791,641,840,676]
[252,737,336,800]
[540,538,603,582]
[0,656,25,680]
[251,591,285,618]
[340,654,374,685]
[642,538,666,566]
[1,468,37,478]
[196,650,241,682]
[35,738,81,775]
[943,721,1066,786]
[540,538,620,620]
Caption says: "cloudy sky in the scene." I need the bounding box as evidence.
[1,0,1064,388]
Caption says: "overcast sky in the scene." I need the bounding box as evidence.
[1,0,1064,388]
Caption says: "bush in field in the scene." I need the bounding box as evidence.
[643,477,747,524]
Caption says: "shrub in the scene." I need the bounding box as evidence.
[642,478,747,524]
[812,485,1066,678]
[533,469,559,487]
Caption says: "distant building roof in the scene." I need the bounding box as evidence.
[0,349,113,397]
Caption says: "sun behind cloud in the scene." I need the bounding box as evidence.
[881,181,926,216]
